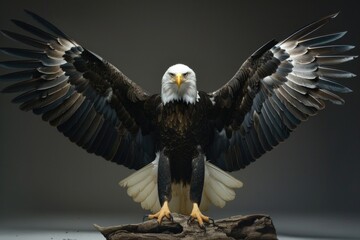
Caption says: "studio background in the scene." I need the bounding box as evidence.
[0,0,359,238]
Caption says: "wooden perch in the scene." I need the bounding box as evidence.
[94,213,277,240]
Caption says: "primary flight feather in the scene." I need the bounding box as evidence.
[0,11,356,228]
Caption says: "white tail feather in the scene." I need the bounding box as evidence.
[205,162,243,188]
[141,184,157,210]
[134,180,155,203]
[120,162,155,187]
[119,153,161,213]
[119,154,243,214]
[199,192,211,211]
[169,184,193,214]
[202,161,243,209]
[126,174,153,198]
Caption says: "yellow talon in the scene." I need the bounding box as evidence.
[188,203,211,228]
[148,200,172,224]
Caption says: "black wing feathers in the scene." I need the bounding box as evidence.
[208,13,356,172]
[0,10,158,170]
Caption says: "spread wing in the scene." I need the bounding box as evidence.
[207,13,356,172]
[0,10,160,170]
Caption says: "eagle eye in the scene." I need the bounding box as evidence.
[168,72,175,77]
[183,72,190,77]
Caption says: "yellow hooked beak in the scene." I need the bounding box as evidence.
[175,73,183,89]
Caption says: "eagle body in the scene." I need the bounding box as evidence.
[0,11,356,226]
[159,92,213,183]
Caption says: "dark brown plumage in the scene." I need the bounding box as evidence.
[158,92,213,183]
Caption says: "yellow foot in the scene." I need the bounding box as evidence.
[187,203,214,229]
[147,200,173,224]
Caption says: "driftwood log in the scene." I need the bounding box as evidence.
[94,213,277,240]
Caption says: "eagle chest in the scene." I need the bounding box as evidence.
[161,103,198,136]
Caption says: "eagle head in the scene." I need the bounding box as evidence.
[161,63,199,105]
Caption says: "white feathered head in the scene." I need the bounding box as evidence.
[161,64,199,105]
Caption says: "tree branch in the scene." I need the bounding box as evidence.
[94,213,277,240]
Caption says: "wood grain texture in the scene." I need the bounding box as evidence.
[94,213,277,240]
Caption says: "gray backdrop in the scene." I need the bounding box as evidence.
[0,0,359,232]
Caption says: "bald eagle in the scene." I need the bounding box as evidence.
[0,11,356,228]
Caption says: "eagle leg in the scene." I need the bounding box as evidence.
[188,148,213,229]
[148,150,173,224]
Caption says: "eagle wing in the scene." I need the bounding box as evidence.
[0,10,160,170]
[207,13,356,172]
